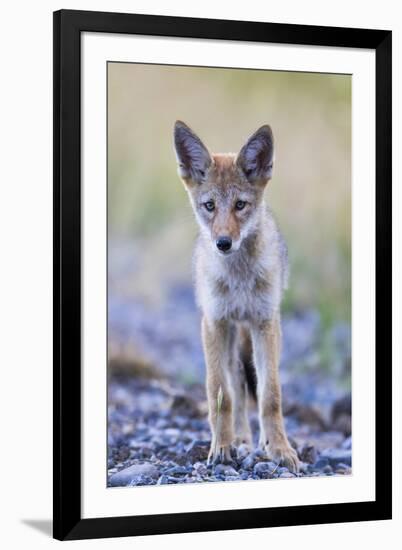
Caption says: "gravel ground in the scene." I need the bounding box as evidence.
[107,283,351,487]
[108,375,351,487]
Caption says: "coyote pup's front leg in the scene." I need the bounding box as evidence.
[201,317,234,464]
[251,316,299,473]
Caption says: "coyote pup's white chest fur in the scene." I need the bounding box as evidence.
[194,211,286,324]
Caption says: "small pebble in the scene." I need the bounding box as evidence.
[167,476,180,484]
[299,443,317,464]
[279,472,295,478]
[320,449,352,467]
[193,462,208,476]
[313,457,330,469]
[241,455,256,471]
[226,476,240,481]
[157,475,169,485]
[214,464,239,477]
[253,461,277,478]
[129,475,156,486]
[252,449,267,459]
[164,465,189,476]
[185,439,210,462]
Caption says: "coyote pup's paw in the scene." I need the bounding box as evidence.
[265,441,300,474]
[207,444,232,465]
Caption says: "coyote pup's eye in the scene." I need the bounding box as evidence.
[235,200,246,211]
[204,201,215,212]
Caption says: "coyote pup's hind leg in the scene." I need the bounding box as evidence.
[201,316,234,464]
[230,361,253,448]
[230,326,252,448]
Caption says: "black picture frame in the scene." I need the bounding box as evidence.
[53,9,392,541]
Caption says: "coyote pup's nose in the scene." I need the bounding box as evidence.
[216,236,232,252]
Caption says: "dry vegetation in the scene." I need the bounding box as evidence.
[108,63,351,324]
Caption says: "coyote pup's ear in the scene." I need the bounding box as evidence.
[174,121,212,184]
[237,125,274,184]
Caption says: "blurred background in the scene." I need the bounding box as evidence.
[107,62,352,486]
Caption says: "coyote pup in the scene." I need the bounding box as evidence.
[174,121,299,473]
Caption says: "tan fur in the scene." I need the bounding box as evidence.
[174,121,299,472]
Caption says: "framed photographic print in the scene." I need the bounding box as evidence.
[53,9,392,541]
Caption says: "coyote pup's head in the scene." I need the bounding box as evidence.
[173,121,274,255]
